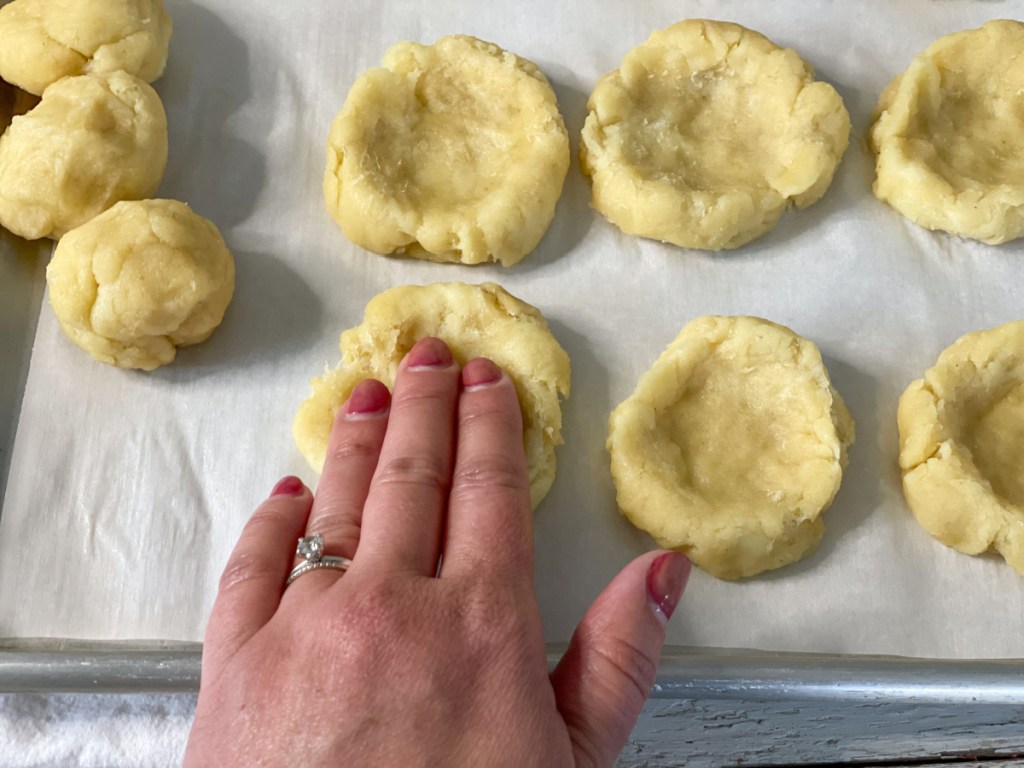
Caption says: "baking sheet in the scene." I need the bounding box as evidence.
[2,0,1024,658]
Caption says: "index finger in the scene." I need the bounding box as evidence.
[439,358,533,582]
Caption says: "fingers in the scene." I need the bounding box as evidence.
[550,551,691,768]
[440,358,533,582]
[203,478,313,677]
[291,379,390,592]
[358,338,460,575]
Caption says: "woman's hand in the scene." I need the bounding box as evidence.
[184,337,690,767]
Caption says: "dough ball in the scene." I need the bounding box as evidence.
[294,283,571,508]
[0,0,172,96]
[607,316,854,580]
[581,19,850,251]
[0,80,38,136]
[0,71,167,240]
[869,21,1024,244]
[323,35,570,266]
[898,321,1024,573]
[46,199,235,371]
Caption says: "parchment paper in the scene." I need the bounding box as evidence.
[3,0,1024,658]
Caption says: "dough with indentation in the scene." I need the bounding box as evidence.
[46,199,235,370]
[0,0,172,96]
[869,20,1024,244]
[294,283,571,508]
[0,71,167,240]
[607,316,854,579]
[580,19,850,251]
[898,320,1024,573]
[323,35,570,266]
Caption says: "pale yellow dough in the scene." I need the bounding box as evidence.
[870,21,1024,244]
[898,321,1024,573]
[323,35,570,266]
[0,71,167,240]
[581,19,850,251]
[607,316,854,579]
[0,0,172,96]
[294,283,571,508]
[46,199,235,371]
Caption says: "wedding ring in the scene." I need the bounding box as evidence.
[286,534,352,586]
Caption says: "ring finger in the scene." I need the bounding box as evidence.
[287,378,391,593]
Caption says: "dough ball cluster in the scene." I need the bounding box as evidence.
[47,199,235,371]
[0,0,172,96]
[294,283,571,508]
[870,20,1024,244]
[607,316,854,579]
[581,19,850,251]
[898,321,1024,573]
[324,35,570,266]
[0,71,168,240]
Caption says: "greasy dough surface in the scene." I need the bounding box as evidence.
[580,19,850,251]
[898,321,1024,573]
[0,71,167,240]
[323,35,570,266]
[0,0,172,96]
[47,199,235,371]
[294,283,571,508]
[870,21,1024,244]
[607,316,854,579]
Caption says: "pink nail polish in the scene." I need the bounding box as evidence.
[646,552,691,622]
[270,476,305,497]
[344,379,391,416]
[462,358,503,390]
[406,337,453,369]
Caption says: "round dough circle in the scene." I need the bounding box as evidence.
[323,35,570,266]
[870,21,1024,245]
[293,282,571,508]
[580,19,850,251]
[47,199,235,371]
[0,0,172,96]
[0,71,168,240]
[607,316,855,579]
[898,320,1024,573]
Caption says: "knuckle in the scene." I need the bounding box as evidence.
[595,635,659,702]
[218,551,281,594]
[451,454,528,495]
[306,509,360,554]
[374,453,450,494]
[328,432,381,465]
[393,385,455,415]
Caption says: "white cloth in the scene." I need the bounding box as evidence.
[0,694,194,768]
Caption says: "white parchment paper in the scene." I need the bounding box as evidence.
[3,0,1024,658]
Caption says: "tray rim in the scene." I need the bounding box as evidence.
[2,640,1024,699]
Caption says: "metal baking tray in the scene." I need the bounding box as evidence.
[3,232,1024,765]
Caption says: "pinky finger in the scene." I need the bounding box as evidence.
[203,477,312,678]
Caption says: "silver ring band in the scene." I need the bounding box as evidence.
[286,555,352,586]
[286,534,352,587]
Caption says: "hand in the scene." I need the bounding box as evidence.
[184,337,690,767]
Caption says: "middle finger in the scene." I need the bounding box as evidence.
[357,337,460,576]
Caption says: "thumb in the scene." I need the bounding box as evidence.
[550,550,691,767]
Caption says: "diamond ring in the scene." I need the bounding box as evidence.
[286,534,352,586]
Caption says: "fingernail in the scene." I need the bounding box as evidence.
[270,476,305,497]
[646,552,690,623]
[462,358,503,391]
[344,379,391,417]
[405,337,454,370]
